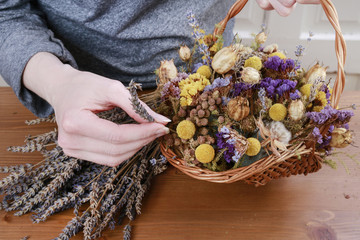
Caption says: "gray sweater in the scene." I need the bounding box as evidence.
[0,0,234,117]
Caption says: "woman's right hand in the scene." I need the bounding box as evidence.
[256,0,320,17]
[23,52,170,167]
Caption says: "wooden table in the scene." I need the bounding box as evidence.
[1,87,359,240]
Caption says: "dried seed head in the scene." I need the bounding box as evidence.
[158,59,178,84]
[263,44,279,54]
[227,96,250,121]
[255,32,267,44]
[178,45,191,61]
[241,67,261,84]
[211,46,238,74]
[288,99,305,121]
[330,128,353,148]
[305,63,328,84]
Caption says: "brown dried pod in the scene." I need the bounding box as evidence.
[229,129,249,156]
[158,59,178,84]
[179,45,191,61]
[211,46,238,74]
[305,63,328,84]
[288,99,305,121]
[330,128,353,148]
[227,96,250,121]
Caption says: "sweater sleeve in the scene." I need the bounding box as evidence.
[0,0,78,117]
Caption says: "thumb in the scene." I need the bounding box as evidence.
[106,81,171,124]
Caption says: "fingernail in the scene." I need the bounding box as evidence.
[156,127,169,135]
[156,115,171,123]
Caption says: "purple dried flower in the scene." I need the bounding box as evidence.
[204,77,231,92]
[290,90,301,100]
[161,72,188,99]
[216,127,242,163]
[306,105,354,124]
[192,62,203,73]
[312,127,323,144]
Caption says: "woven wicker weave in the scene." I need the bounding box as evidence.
[161,0,346,186]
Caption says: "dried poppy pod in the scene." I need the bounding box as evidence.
[229,128,249,156]
[211,46,238,74]
[158,59,178,84]
[288,99,305,121]
[227,96,250,121]
[179,45,191,62]
[305,63,328,84]
[330,128,353,148]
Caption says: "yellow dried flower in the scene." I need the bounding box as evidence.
[196,65,212,79]
[269,103,287,121]
[300,84,312,98]
[176,120,196,140]
[195,144,215,163]
[269,52,286,59]
[179,73,210,106]
[209,41,223,53]
[313,91,328,112]
[244,56,263,71]
[245,138,261,156]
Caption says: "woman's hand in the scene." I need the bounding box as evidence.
[23,52,170,167]
[256,0,320,17]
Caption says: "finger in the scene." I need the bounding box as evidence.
[60,110,169,144]
[269,0,297,16]
[277,0,296,7]
[296,0,320,4]
[63,147,141,167]
[256,0,275,10]
[59,131,160,156]
[105,80,171,124]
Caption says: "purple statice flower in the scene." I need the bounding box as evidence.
[306,105,354,124]
[342,123,349,130]
[204,76,231,92]
[232,82,254,97]
[161,72,188,99]
[216,127,240,163]
[294,59,301,70]
[257,77,296,98]
[192,62,203,73]
[290,90,301,100]
[312,127,323,144]
[263,56,283,71]
[264,56,295,72]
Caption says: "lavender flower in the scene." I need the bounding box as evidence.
[295,45,305,57]
[149,158,157,166]
[187,11,211,63]
[258,88,267,113]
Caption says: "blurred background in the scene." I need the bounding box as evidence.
[233,0,360,90]
[0,0,359,89]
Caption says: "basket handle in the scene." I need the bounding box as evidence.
[213,0,346,108]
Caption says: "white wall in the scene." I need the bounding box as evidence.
[0,75,8,87]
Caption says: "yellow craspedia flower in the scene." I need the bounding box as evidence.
[269,103,287,121]
[269,52,286,59]
[244,56,263,71]
[246,138,261,156]
[300,84,312,99]
[313,91,328,112]
[196,65,212,79]
[195,144,215,163]
[176,120,196,140]
[179,73,210,106]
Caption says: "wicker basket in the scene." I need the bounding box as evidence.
[161,0,346,186]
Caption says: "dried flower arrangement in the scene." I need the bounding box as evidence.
[0,0,355,239]
[157,7,354,185]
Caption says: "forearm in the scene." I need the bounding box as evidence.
[23,52,78,107]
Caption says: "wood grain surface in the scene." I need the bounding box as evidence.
[0,87,359,240]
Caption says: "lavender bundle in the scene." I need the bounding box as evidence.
[0,84,167,240]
